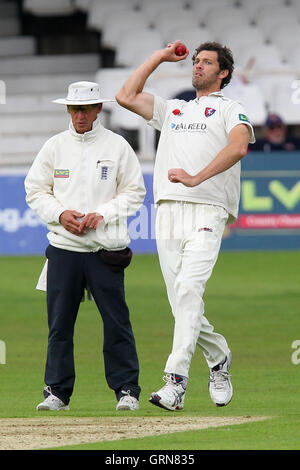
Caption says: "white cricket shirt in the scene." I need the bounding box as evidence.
[25,117,145,252]
[147,92,255,223]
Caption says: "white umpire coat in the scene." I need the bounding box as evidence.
[25,117,146,253]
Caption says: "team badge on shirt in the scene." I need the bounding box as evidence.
[54,169,69,178]
[205,107,216,117]
[172,109,183,116]
[239,113,249,122]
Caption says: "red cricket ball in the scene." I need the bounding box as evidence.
[175,44,187,56]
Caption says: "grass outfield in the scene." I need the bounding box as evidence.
[0,251,300,450]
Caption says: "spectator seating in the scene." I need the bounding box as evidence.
[1,0,300,168]
[115,29,164,67]
[0,37,36,56]
[23,0,75,16]
[100,10,151,49]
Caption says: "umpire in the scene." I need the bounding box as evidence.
[25,81,146,411]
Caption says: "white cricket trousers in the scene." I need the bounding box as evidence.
[155,201,231,378]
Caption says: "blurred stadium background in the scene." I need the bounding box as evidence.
[1,1,300,450]
[0,0,300,255]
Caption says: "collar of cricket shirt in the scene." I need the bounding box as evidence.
[195,91,223,104]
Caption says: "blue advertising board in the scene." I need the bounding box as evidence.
[0,151,299,255]
[0,172,157,255]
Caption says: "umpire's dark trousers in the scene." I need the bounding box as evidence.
[44,244,141,405]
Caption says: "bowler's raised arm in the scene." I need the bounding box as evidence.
[115,40,189,120]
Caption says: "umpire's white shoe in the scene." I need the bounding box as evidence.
[149,374,186,411]
[209,352,233,407]
[116,391,139,411]
[36,386,70,411]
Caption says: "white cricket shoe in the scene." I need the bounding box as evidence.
[116,390,139,411]
[149,374,186,411]
[209,352,233,406]
[36,386,70,411]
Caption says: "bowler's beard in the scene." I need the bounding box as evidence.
[192,71,220,91]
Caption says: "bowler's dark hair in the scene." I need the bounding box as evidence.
[192,41,234,89]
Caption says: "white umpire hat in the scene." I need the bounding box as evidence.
[52,81,114,105]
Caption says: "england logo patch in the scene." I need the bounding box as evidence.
[101,166,108,180]
[205,107,216,117]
